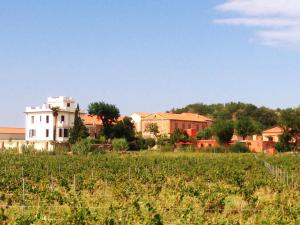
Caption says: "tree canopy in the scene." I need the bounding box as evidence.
[69,104,89,144]
[212,120,234,144]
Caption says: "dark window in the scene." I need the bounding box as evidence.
[182,123,185,129]
[46,129,49,137]
[196,124,199,131]
[61,115,65,122]
[46,116,49,123]
[64,129,69,138]
[188,123,191,129]
[59,129,63,137]
[209,144,212,148]
[40,116,42,122]
[67,103,70,107]
[175,122,178,129]
[31,116,34,124]
[29,129,36,137]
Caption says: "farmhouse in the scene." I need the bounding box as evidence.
[134,112,213,137]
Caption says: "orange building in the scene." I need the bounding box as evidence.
[262,126,284,142]
[140,112,213,137]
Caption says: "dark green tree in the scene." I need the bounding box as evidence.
[69,104,89,144]
[236,117,261,140]
[112,117,135,142]
[212,120,234,144]
[170,129,190,144]
[88,101,120,138]
[197,128,213,140]
[145,123,160,137]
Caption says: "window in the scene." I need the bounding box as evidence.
[29,129,36,137]
[61,115,65,122]
[64,129,69,138]
[46,116,49,123]
[196,124,199,131]
[40,116,42,122]
[59,129,63,137]
[67,103,70,107]
[175,122,178,129]
[188,123,191,129]
[31,116,34,124]
[46,129,49,137]
[182,123,185,129]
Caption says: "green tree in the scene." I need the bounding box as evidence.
[170,129,189,144]
[236,117,261,140]
[112,117,135,142]
[145,123,160,137]
[213,120,234,144]
[112,138,129,151]
[197,128,213,140]
[69,104,89,144]
[88,102,120,138]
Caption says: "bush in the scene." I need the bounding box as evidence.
[145,138,156,149]
[230,143,250,153]
[71,139,93,155]
[112,138,129,151]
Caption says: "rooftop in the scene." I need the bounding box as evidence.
[0,127,25,134]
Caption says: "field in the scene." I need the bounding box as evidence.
[0,152,299,224]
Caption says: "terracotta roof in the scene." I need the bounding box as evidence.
[132,112,150,117]
[143,112,213,122]
[81,115,125,126]
[263,126,284,134]
[0,127,25,134]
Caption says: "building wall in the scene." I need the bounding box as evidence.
[0,133,25,140]
[170,120,208,133]
[131,114,143,133]
[0,140,54,151]
[142,119,171,137]
[262,132,281,142]
[25,96,76,142]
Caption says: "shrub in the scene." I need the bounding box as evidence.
[112,138,129,151]
[145,138,156,149]
[71,139,93,155]
[230,143,250,153]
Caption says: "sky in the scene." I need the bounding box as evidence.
[1,0,300,127]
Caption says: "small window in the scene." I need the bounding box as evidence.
[31,116,34,124]
[46,129,49,137]
[209,144,212,148]
[188,123,191,129]
[175,122,178,129]
[40,116,42,122]
[182,123,185,129]
[29,129,36,137]
[46,116,49,123]
[196,124,199,131]
[59,129,63,137]
[67,103,70,107]
[64,129,69,138]
[61,115,65,122]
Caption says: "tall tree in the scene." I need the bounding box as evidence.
[212,120,234,144]
[51,107,60,142]
[88,101,120,138]
[69,104,89,144]
[112,117,135,141]
[236,117,261,140]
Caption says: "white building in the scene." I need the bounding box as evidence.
[25,96,77,150]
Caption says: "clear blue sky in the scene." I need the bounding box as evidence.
[1,0,300,127]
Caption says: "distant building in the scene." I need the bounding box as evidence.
[81,114,103,138]
[262,126,284,142]
[25,96,78,149]
[131,112,213,137]
[0,127,25,140]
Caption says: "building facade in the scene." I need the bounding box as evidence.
[131,112,213,137]
[25,96,78,149]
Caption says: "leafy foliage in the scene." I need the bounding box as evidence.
[212,120,234,144]
[112,138,129,151]
[145,123,160,137]
[235,117,261,140]
[69,104,89,144]
[197,128,213,140]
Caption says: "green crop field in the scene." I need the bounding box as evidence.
[0,152,299,224]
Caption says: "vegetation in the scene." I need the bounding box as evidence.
[69,104,89,144]
[235,117,261,140]
[51,107,60,142]
[145,123,160,138]
[212,120,234,144]
[88,101,120,138]
[0,152,299,224]
[197,128,213,140]
[112,138,129,151]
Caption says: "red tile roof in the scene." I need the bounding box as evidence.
[0,127,25,134]
[143,112,213,123]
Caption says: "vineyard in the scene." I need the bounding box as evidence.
[0,152,299,224]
